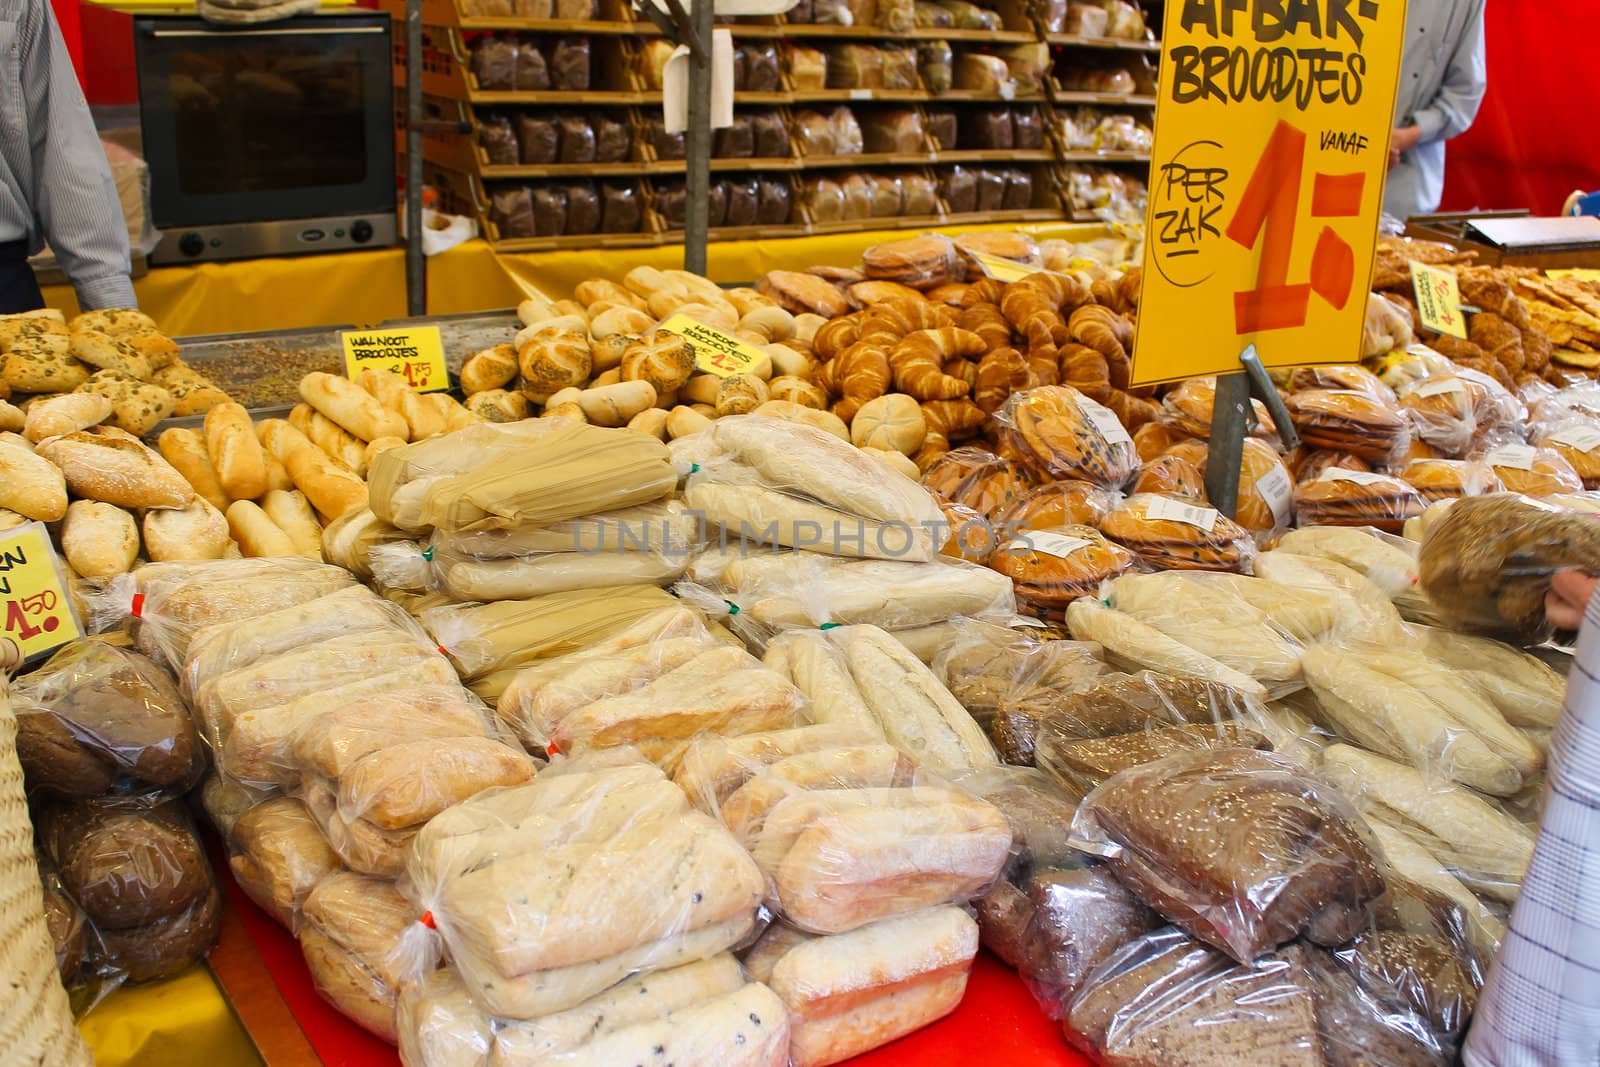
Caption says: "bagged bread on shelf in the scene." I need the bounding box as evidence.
[917,39,953,93]
[91,557,358,669]
[996,385,1139,488]
[300,872,414,1042]
[787,43,828,89]
[1072,747,1386,962]
[934,619,1108,727]
[696,740,1011,933]
[1014,863,1161,1016]
[1418,491,1600,642]
[954,53,1011,93]
[227,796,342,930]
[1037,720,1271,800]
[826,43,883,88]
[13,641,203,800]
[364,420,554,528]
[402,755,767,1018]
[742,907,978,1066]
[861,108,924,154]
[1478,442,1584,497]
[1099,493,1258,573]
[546,37,591,91]
[1063,601,1271,701]
[879,44,918,89]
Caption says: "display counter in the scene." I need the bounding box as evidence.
[39,224,1116,337]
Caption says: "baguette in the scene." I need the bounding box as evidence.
[338,735,535,829]
[1320,744,1533,896]
[36,426,192,510]
[493,955,745,1063]
[766,632,885,740]
[204,401,270,501]
[262,452,294,493]
[284,442,369,520]
[364,435,406,469]
[0,433,67,520]
[288,401,313,437]
[143,498,231,562]
[673,724,879,813]
[686,480,937,562]
[1360,649,1541,776]
[307,408,369,474]
[1065,599,1268,700]
[728,556,1015,631]
[21,392,112,442]
[1103,573,1305,684]
[1365,818,1505,965]
[157,427,230,511]
[226,499,297,558]
[184,584,404,687]
[257,417,315,463]
[836,625,996,769]
[359,367,446,439]
[1413,626,1565,728]
[300,371,408,442]
[59,500,139,577]
[261,489,324,559]
[437,551,685,602]
[1302,647,1526,796]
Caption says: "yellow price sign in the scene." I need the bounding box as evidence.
[1548,268,1600,283]
[657,313,768,378]
[342,326,450,392]
[969,251,1041,283]
[1409,261,1468,339]
[1129,1,1409,386]
[0,523,82,668]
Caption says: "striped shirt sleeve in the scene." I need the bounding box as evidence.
[24,0,136,310]
[1463,586,1600,1066]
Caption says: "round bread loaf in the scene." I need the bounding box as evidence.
[1099,493,1255,572]
[1483,446,1584,498]
[992,479,1113,535]
[97,886,220,983]
[41,801,211,929]
[1402,458,1502,502]
[621,334,695,394]
[1292,469,1424,532]
[1132,454,1206,501]
[860,234,960,290]
[1003,385,1139,489]
[851,394,926,455]
[1286,389,1410,463]
[989,524,1135,617]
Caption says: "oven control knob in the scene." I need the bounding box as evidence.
[178,232,205,258]
[350,220,374,244]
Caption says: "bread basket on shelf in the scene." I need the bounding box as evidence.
[0,675,92,1066]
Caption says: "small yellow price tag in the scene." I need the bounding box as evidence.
[342,326,450,392]
[969,251,1041,283]
[0,523,82,668]
[1409,261,1468,340]
[657,312,768,378]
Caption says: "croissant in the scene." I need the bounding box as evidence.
[999,271,1091,353]
[1103,388,1162,430]
[1114,268,1142,315]
[914,397,990,469]
[813,315,862,359]
[957,302,1012,351]
[892,327,984,400]
[1068,304,1133,389]
[1058,342,1111,401]
[1090,278,1119,308]
[960,277,1007,308]
[943,357,979,391]
[1469,311,1526,378]
[858,298,955,348]
[830,342,892,422]
[1026,350,1060,387]
[975,346,1030,412]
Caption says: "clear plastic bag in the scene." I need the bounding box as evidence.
[227,796,342,931]
[1285,388,1412,466]
[300,872,415,1042]
[990,523,1137,619]
[1098,493,1258,572]
[932,617,1107,729]
[1476,442,1585,498]
[1063,601,1272,702]
[367,421,559,531]
[742,907,975,1064]
[399,755,766,1019]
[395,968,494,1067]
[13,641,203,801]
[1015,863,1161,1017]
[996,385,1139,489]
[1070,747,1386,962]
[1395,374,1477,457]
[1291,469,1426,533]
[1417,491,1600,643]
[695,740,1011,934]
[684,414,947,561]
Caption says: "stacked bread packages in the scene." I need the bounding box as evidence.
[396,754,790,1066]
[672,724,1014,1065]
[14,641,218,1005]
[89,556,539,1038]
[365,418,691,601]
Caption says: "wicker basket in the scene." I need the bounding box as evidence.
[0,676,91,1067]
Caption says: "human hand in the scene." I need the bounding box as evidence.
[1546,569,1600,631]
[1389,124,1422,167]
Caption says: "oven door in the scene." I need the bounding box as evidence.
[135,14,396,229]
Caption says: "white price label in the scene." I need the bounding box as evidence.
[1548,426,1600,454]
[1254,464,1293,525]
[1144,496,1220,532]
[849,88,872,100]
[1076,396,1133,448]
[1016,532,1095,558]
[1487,444,1537,471]
[1412,377,1467,399]
[1319,468,1394,487]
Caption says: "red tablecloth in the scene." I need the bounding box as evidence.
[216,852,1089,1067]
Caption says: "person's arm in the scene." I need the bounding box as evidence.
[21,0,137,310]
[1410,0,1488,147]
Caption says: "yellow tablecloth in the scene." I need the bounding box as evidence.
[42,223,1115,338]
[79,965,261,1067]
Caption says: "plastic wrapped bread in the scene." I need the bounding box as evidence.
[743,907,978,1066]
[694,740,1011,934]
[1071,748,1386,963]
[402,756,766,1018]
[367,420,557,529]
[227,797,342,930]
[1013,864,1161,1016]
[396,968,494,1067]
[1064,600,1269,701]
[673,724,880,813]
[546,645,809,771]
[92,557,357,668]
[300,872,414,1042]
[933,619,1108,728]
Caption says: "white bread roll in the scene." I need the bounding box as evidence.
[59,500,139,577]
[0,433,67,520]
[226,499,298,558]
[143,498,231,561]
[22,392,113,442]
[260,490,324,559]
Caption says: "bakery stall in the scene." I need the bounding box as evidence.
[6,223,1600,1066]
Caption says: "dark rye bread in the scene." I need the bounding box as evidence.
[1021,865,1161,1014]
[1036,722,1270,797]
[1067,929,1326,1066]
[1333,932,1477,1040]
[1304,946,1448,1067]
[1081,748,1385,964]
[39,800,211,930]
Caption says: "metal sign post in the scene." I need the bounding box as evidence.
[638,0,714,274]
[404,0,425,316]
[1204,346,1300,519]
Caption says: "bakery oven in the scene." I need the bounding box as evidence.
[133,13,397,265]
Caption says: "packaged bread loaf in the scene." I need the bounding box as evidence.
[1286,388,1412,464]
[402,756,767,1018]
[1013,863,1161,1015]
[228,797,343,930]
[989,525,1136,619]
[933,620,1108,729]
[1099,493,1257,572]
[13,641,204,800]
[1071,747,1386,963]
[300,872,415,1041]
[997,385,1138,488]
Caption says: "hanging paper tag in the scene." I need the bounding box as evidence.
[1076,396,1133,447]
[1548,426,1600,455]
[1486,444,1537,471]
[1254,464,1293,524]
[1145,496,1220,532]
[1412,377,1466,399]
